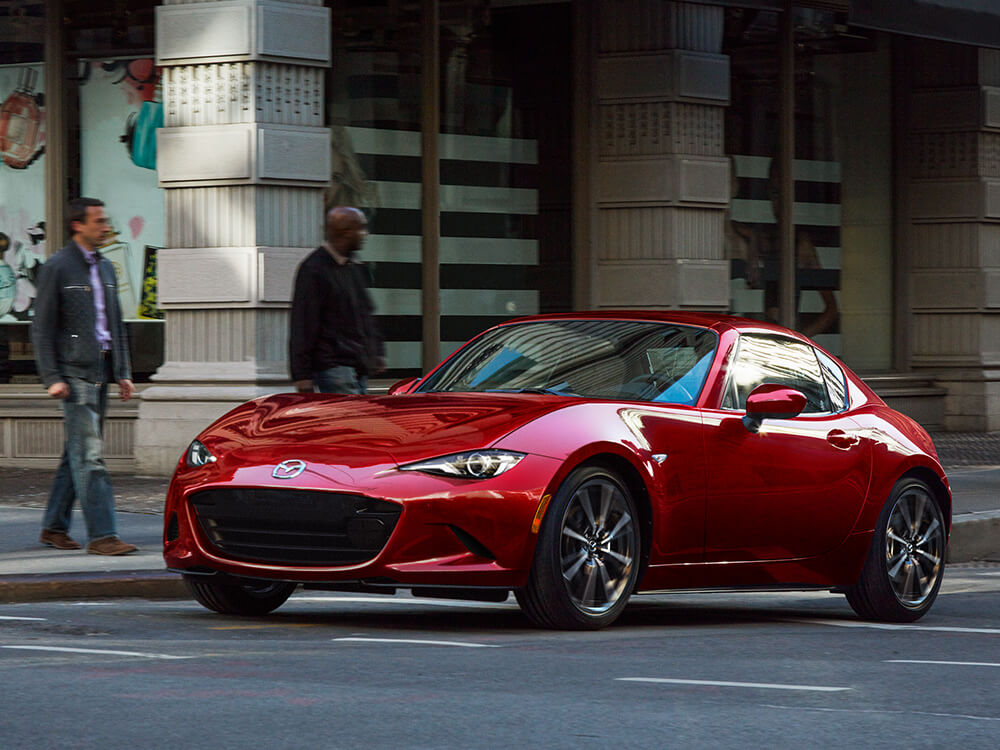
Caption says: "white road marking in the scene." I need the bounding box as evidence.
[333,637,501,648]
[886,659,1000,668]
[764,704,1000,723]
[1,645,192,660]
[790,618,1000,635]
[0,616,46,621]
[616,677,850,692]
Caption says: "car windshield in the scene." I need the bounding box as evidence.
[418,320,718,405]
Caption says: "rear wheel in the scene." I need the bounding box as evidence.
[184,575,296,616]
[845,478,946,622]
[516,466,640,630]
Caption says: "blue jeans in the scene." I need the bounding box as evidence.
[41,372,117,542]
[313,365,367,395]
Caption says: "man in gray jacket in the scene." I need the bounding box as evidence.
[32,197,138,555]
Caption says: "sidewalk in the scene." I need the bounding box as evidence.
[1,437,998,603]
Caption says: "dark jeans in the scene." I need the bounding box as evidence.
[41,357,117,542]
[313,365,367,395]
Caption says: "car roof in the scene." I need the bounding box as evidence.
[499,310,809,340]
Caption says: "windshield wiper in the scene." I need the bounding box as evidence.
[484,387,579,397]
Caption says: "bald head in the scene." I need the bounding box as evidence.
[325,206,368,257]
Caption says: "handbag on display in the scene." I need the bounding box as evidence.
[121,99,163,170]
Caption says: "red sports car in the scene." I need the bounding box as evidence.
[164,312,950,629]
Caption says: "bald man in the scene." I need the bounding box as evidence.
[289,206,384,394]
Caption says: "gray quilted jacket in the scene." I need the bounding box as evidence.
[32,242,132,387]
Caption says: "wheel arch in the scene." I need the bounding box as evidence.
[898,466,952,534]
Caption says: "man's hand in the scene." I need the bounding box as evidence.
[295,379,314,393]
[118,379,135,402]
[374,356,387,375]
[47,382,69,399]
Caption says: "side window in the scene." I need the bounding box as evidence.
[816,348,847,412]
[722,335,831,413]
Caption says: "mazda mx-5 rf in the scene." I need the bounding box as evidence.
[163,312,951,630]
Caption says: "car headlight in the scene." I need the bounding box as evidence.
[399,450,525,479]
[185,439,217,468]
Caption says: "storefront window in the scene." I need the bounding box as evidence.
[723,7,893,370]
[0,0,46,383]
[327,0,572,374]
[79,57,166,378]
[78,57,164,318]
[0,2,163,384]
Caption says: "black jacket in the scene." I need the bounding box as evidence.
[32,242,132,387]
[289,247,383,381]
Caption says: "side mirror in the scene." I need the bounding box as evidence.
[743,384,807,433]
[388,376,421,395]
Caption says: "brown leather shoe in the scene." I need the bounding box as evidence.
[86,537,139,556]
[40,529,82,550]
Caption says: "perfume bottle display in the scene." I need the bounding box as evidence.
[0,67,45,170]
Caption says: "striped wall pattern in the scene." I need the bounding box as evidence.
[727,154,842,353]
[0,409,138,468]
[165,187,323,248]
[164,309,288,365]
[340,126,540,371]
[598,207,724,262]
[598,0,724,54]
[6,419,133,459]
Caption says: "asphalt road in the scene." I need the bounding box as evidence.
[2,565,999,749]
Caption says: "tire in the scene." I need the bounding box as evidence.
[516,466,641,630]
[184,575,297,616]
[845,477,947,623]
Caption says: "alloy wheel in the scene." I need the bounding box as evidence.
[885,485,945,608]
[559,478,636,615]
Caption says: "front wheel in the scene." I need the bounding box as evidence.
[516,466,641,630]
[184,575,297,616]
[845,477,947,622]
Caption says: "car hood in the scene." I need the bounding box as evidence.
[207,392,573,466]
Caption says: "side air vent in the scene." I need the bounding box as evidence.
[447,524,496,560]
[166,512,179,542]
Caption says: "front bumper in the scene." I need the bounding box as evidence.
[163,453,562,589]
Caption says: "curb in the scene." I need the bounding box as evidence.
[948,510,1000,564]
[0,570,187,604]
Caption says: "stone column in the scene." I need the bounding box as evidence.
[591,0,730,310]
[136,0,331,473]
[907,42,1000,430]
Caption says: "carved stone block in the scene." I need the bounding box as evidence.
[597,51,729,104]
[596,259,729,309]
[158,124,331,187]
[157,0,331,66]
[596,156,729,206]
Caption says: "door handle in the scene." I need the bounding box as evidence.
[827,429,860,449]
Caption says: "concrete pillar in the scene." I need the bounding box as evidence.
[136,0,330,473]
[906,43,1000,431]
[591,0,730,310]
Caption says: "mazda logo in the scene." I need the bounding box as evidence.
[273,459,306,479]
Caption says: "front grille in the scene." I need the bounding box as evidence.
[189,488,401,565]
